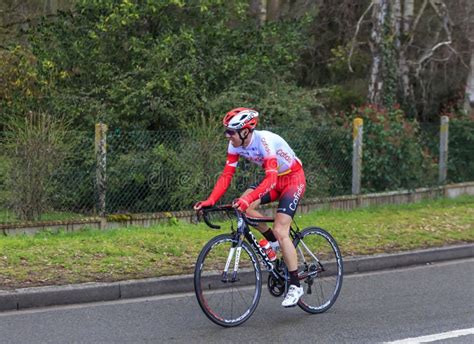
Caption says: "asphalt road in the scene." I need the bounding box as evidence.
[0,259,473,344]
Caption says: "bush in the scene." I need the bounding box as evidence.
[353,104,437,192]
[3,112,70,220]
[0,152,10,213]
[448,116,474,183]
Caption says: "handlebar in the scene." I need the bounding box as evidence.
[198,204,274,229]
[199,204,234,229]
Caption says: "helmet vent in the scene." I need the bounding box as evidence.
[239,114,248,120]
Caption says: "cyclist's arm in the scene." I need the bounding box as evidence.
[205,153,239,204]
[239,157,278,207]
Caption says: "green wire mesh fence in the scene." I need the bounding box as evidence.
[1,121,472,224]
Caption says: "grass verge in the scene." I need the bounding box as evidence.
[0,195,473,290]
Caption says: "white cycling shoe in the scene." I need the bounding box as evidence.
[281,284,304,307]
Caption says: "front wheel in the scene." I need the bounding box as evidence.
[194,234,262,327]
[293,227,343,314]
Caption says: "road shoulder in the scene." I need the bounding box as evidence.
[1,243,473,312]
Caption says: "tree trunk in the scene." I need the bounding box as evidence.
[393,0,401,37]
[465,52,474,114]
[399,0,415,113]
[402,0,415,32]
[266,0,281,21]
[463,1,474,114]
[249,0,267,25]
[368,0,389,105]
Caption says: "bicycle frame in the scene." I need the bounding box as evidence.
[202,205,292,283]
[249,224,322,282]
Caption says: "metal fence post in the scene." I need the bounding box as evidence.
[439,116,449,184]
[352,118,364,195]
[95,123,108,219]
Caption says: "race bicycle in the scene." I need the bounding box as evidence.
[194,205,343,327]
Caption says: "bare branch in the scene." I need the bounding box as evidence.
[412,0,459,77]
[428,0,452,40]
[431,56,451,63]
[407,0,428,47]
[416,40,452,76]
[446,45,470,69]
[348,0,374,73]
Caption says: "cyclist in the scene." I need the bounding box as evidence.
[194,107,306,307]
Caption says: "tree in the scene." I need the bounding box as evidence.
[358,0,472,119]
[463,1,474,114]
[466,52,474,114]
[0,0,315,131]
[393,0,415,113]
[367,0,389,106]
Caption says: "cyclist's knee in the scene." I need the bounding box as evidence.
[273,228,290,241]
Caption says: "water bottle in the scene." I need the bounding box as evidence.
[259,238,277,261]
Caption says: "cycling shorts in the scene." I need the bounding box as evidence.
[249,167,306,218]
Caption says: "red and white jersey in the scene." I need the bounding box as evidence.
[227,130,301,175]
[206,130,302,207]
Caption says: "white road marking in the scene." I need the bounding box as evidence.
[385,328,474,343]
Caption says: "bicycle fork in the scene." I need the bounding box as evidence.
[221,235,244,283]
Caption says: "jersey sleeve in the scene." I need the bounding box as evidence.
[241,157,278,206]
[206,153,239,204]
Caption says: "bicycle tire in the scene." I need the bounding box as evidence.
[293,227,343,314]
[194,234,262,327]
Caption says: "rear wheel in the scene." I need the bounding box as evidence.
[293,227,343,314]
[194,234,262,327]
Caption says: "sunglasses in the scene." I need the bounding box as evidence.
[224,129,239,136]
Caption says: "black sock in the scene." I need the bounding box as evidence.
[289,270,300,287]
[262,228,277,242]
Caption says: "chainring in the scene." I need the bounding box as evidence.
[267,274,285,297]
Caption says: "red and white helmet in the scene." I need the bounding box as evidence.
[223,107,259,130]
